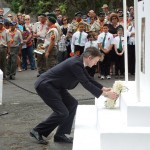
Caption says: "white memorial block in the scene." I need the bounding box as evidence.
[0,69,3,105]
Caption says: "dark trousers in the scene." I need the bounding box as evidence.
[6,47,19,76]
[57,51,68,63]
[115,53,124,75]
[74,45,84,55]
[34,82,78,137]
[128,45,135,74]
[100,52,111,76]
[0,47,6,77]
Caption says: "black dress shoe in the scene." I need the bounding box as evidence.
[54,134,73,143]
[30,129,48,145]
[37,74,41,77]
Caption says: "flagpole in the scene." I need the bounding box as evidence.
[123,0,128,82]
[134,0,140,102]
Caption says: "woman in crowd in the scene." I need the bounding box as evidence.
[21,15,35,70]
[107,13,123,75]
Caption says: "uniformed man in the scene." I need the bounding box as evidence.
[6,22,23,80]
[89,16,100,33]
[98,12,106,33]
[68,11,90,33]
[0,18,10,78]
[33,14,48,77]
[40,13,59,70]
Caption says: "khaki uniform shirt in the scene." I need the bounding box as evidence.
[68,20,90,33]
[0,28,10,47]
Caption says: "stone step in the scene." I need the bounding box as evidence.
[120,81,150,127]
[95,95,150,150]
[72,105,100,150]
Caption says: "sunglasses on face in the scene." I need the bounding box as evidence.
[63,19,67,21]
[8,16,12,17]
[25,18,30,20]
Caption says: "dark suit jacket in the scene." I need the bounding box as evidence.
[35,55,103,98]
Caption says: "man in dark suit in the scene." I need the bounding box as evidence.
[30,47,118,144]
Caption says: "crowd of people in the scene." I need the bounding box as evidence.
[0,4,135,80]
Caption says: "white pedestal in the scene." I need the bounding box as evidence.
[0,69,3,105]
[73,81,150,150]
[120,81,150,127]
[95,93,150,150]
[72,105,100,150]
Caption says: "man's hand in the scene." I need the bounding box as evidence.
[102,90,119,100]
[45,51,49,59]
[102,87,111,92]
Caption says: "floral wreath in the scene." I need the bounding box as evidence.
[104,81,128,109]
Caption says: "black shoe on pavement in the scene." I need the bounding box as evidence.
[30,129,48,145]
[54,134,73,143]
[37,74,41,77]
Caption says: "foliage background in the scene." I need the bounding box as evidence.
[5,0,134,18]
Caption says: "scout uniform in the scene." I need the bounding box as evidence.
[43,13,59,70]
[68,11,90,33]
[33,14,48,75]
[0,19,10,78]
[6,22,23,80]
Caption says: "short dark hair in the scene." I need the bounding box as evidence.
[83,47,102,58]
[103,24,109,28]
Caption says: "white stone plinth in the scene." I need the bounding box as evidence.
[120,81,150,126]
[72,105,100,150]
[0,69,3,105]
[95,95,150,150]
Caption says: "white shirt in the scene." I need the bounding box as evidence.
[127,25,135,45]
[71,31,88,52]
[84,41,99,51]
[97,32,113,50]
[113,36,124,49]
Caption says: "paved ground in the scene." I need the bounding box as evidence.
[0,69,135,150]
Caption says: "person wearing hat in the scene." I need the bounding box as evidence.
[68,11,90,34]
[101,4,109,16]
[0,18,11,79]
[6,21,23,80]
[33,13,48,77]
[87,10,96,24]
[39,13,59,70]
[4,18,11,29]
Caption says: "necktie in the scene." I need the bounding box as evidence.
[78,32,82,44]
[119,36,123,51]
[90,41,92,47]
[102,33,107,48]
